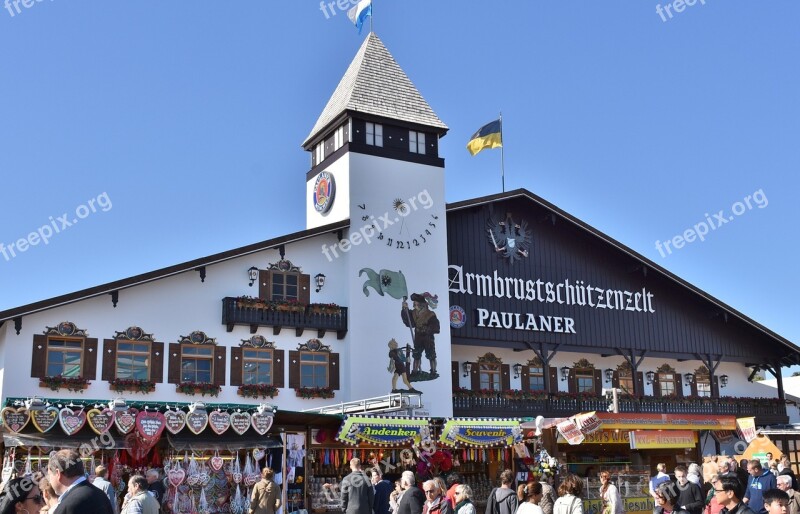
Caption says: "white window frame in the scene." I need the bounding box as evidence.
[366,122,383,147]
[409,131,425,154]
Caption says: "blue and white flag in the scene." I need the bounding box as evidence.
[347,0,372,34]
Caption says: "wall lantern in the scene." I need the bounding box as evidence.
[462,362,473,377]
[107,398,128,413]
[720,375,729,388]
[646,371,655,385]
[315,273,327,293]
[560,366,571,382]
[25,397,47,411]
[189,402,207,414]
[248,266,259,287]
[604,369,614,383]
[513,363,523,379]
[684,373,695,385]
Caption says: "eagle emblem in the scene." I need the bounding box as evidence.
[486,214,531,263]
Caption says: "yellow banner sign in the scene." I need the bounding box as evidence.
[584,497,654,514]
[629,430,697,449]
[598,413,736,430]
[558,430,630,444]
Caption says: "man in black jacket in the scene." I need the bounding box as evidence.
[398,471,425,514]
[49,449,115,514]
[674,465,704,514]
[716,476,757,514]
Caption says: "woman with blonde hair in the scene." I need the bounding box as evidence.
[599,472,623,514]
[553,474,583,514]
[453,485,475,514]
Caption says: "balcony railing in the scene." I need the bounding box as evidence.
[222,297,348,339]
[452,393,788,425]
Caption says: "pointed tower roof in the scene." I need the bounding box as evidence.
[303,33,448,147]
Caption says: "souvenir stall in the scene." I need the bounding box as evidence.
[1,398,284,514]
[308,415,435,513]
[437,418,526,511]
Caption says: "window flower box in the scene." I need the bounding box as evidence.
[39,376,90,393]
[238,384,279,399]
[296,387,335,399]
[110,378,156,394]
[307,303,343,316]
[176,381,221,397]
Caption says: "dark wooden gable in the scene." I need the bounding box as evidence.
[446,195,791,364]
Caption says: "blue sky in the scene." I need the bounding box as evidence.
[1,2,798,370]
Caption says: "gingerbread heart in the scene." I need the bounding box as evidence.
[86,408,115,435]
[135,411,166,444]
[252,448,265,461]
[250,412,274,435]
[1,407,30,433]
[186,410,208,435]
[208,411,230,435]
[31,407,59,433]
[164,410,186,435]
[231,412,251,436]
[209,455,224,471]
[59,408,86,436]
[115,408,139,435]
[168,467,186,487]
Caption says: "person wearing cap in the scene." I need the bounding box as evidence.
[401,292,440,376]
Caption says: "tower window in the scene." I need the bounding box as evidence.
[409,131,426,154]
[334,126,344,151]
[366,122,383,147]
[314,142,324,166]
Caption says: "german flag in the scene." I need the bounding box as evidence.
[466,119,502,156]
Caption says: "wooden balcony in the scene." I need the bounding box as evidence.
[452,394,788,425]
[221,297,348,339]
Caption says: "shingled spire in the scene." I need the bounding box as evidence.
[303,33,448,148]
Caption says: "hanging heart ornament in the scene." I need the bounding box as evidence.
[86,408,115,435]
[1,407,30,434]
[230,412,251,436]
[115,408,139,435]
[59,407,86,436]
[186,410,209,435]
[135,411,166,446]
[208,411,231,435]
[250,411,273,435]
[31,406,59,433]
[164,410,187,435]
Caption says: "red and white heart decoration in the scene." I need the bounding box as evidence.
[186,410,209,435]
[1,407,30,433]
[164,410,186,435]
[59,407,86,436]
[230,412,251,436]
[168,467,186,487]
[135,411,166,445]
[115,408,139,435]
[208,411,230,435]
[208,451,224,472]
[31,407,59,433]
[86,408,115,435]
[250,411,274,435]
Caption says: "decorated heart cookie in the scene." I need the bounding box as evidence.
[208,411,230,435]
[250,411,274,435]
[1,407,30,433]
[230,412,251,436]
[59,407,86,436]
[164,410,186,435]
[31,406,59,433]
[115,408,139,435]
[186,410,209,435]
[135,411,166,445]
[87,408,115,435]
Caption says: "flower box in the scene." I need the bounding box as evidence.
[176,381,221,397]
[238,384,279,399]
[39,376,90,392]
[307,303,343,316]
[296,387,335,399]
[110,378,156,394]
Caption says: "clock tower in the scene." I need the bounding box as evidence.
[302,33,453,416]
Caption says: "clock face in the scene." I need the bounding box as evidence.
[357,197,439,251]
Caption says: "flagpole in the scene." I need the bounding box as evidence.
[370,0,374,33]
[500,111,505,193]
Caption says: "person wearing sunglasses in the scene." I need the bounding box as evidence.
[0,476,46,514]
[712,476,756,514]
